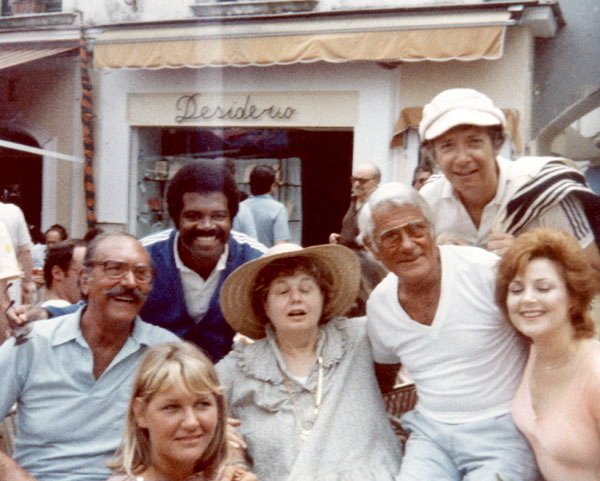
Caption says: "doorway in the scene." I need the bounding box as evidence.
[0,129,43,232]
[135,127,353,246]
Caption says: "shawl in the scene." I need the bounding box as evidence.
[498,157,600,244]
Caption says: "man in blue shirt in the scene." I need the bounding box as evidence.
[241,164,290,247]
[0,232,179,481]
[140,160,265,362]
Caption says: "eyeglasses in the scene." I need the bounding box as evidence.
[350,176,376,185]
[375,220,430,249]
[88,259,154,283]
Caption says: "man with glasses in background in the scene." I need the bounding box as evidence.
[0,232,179,481]
[329,162,387,315]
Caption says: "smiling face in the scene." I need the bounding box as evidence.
[133,385,219,477]
[368,204,439,287]
[264,271,324,337]
[506,257,572,341]
[80,236,152,327]
[177,192,232,276]
[432,125,499,204]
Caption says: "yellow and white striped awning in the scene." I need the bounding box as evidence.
[94,10,512,69]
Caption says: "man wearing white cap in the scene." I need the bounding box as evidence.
[418,88,600,283]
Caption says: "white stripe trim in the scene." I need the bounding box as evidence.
[231,230,267,253]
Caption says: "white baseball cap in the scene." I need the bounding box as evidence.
[419,88,506,141]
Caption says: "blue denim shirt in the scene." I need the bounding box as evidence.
[0,307,179,481]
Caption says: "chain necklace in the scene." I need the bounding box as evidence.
[282,356,324,442]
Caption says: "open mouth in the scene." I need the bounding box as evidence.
[287,308,307,318]
[520,311,545,318]
[454,169,477,178]
[112,295,137,303]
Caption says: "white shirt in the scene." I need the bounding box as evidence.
[173,232,229,321]
[420,156,594,248]
[367,245,528,424]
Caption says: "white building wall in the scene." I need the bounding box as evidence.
[399,27,534,150]
[94,62,400,227]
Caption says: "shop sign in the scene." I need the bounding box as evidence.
[175,94,296,123]
[127,91,357,128]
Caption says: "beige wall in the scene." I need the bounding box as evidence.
[0,56,85,235]
[398,26,534,152]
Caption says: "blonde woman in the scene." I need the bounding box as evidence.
[107,342,255,481]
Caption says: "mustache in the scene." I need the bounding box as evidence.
[103,285,148,303]
[183,228,226,241]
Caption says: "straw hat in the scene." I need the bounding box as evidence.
[419,88,506,141]
[220,243,360,339]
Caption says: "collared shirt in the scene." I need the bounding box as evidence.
[173,232,229,321]
[420,156,593,248]
[241,194,290,247]
[216,318,401,481]
[0,308,180,481]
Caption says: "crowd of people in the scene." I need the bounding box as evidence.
[0,88,599,481]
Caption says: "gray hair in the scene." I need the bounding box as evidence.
[357,182,434,250]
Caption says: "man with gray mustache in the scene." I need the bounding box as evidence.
[0,232,179,481]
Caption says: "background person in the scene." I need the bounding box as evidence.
[241,164,290,248]
[0,201,35,305]
[40,239,86,308]
[107,342,255,481]
[418,88,600,284]
[329,162,387,316]
[216,243,402,481]
[496,228,600,481]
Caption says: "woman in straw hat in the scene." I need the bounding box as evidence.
[216,243,401,481]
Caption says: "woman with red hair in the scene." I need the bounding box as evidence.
[496,228,600,481]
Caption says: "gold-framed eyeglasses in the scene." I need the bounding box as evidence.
[375,220,430,249]
[350,176,376,185]
[88,259,154,283]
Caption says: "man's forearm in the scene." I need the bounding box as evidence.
[0,451,37,481]
[17,246,33,283]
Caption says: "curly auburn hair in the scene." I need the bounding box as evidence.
[495,228,596,339]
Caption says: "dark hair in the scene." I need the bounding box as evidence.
[166,160,239,226]
[83,227,105,243]
[251,256,334,326]
[249,165,276,195]
[495,228,597,339]
[43,239,86,288]
[422,125,506,162]
[45,224,68,242]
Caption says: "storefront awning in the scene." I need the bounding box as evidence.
[391,106,522,152]
[94,10,511,69]
[0,46,75,70]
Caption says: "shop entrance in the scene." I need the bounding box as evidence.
[135,127,353,246]
[0,129,43,232]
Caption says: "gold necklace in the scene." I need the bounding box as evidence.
[282,356,324,442]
